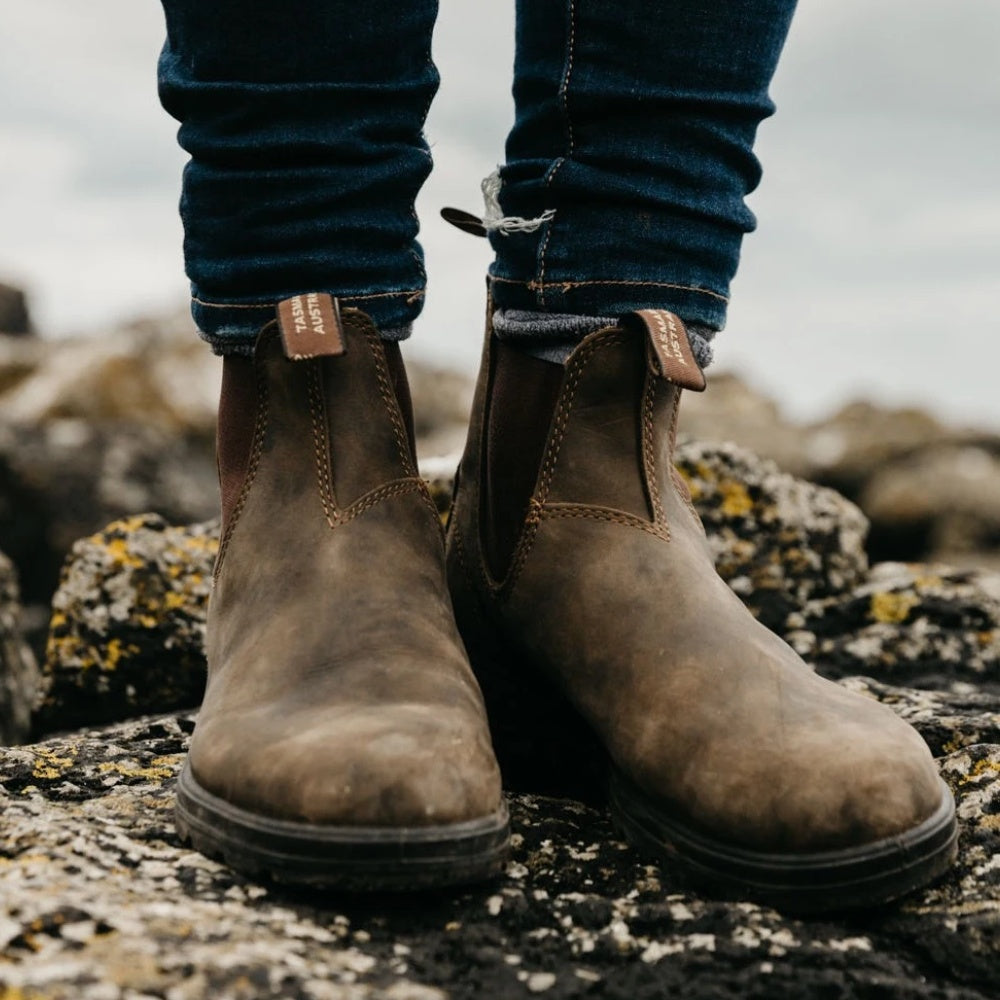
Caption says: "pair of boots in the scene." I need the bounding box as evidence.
[174,294,956,912]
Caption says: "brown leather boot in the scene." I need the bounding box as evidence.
[446,309,956,912]
[175,295,508,889]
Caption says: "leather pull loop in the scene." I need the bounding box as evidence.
[440,207,489,238]
[276,293,346,360]
[627,309,706,392]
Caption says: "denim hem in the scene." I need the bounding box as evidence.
[488,274,728,331]
[189,289,425,345]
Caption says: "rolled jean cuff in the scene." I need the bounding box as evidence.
[191,288,424,353]
[488,272,728,331]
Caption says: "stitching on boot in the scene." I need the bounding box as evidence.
[641,370,668,532]
[214,357,270,577]
[341,478,428,524]
[666,389,703,527]
[352,318,440,522]
[353,317,417,478]
[500,330,628,598]
[538,502,670,539]
[307,362,339,527]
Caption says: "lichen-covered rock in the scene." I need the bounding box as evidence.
[675,439,870,631]
[786,563,1000,693]
[38,515,217,735]
[0,550,39,745]
[1,702,998,1000]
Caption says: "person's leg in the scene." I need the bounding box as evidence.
[158,1,438,351]
[446,0,957,910]
[485,0,795,362]
[158,0,509,888]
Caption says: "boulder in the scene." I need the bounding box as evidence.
[860,446,1000,564]
[0,309,220,438]
[0,281,32,335]
[0,550,39,745]
[675,439,869,631]
[38,516,216,735]
[0,700,998,999]
[0,419,218,606]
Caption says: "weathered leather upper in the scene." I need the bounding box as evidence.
[191,309,502,827]
[448,319,943,852]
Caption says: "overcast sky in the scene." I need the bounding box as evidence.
[1,1,998,426]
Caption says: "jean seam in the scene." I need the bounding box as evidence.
[192,289,425,309]
[537,0,578,309]
[489,276,729,304]
[410,34,438,293]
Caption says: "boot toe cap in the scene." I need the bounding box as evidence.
[189,706,503,829]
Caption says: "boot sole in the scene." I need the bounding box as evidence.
[609,769,958,914]
[174,764,510,891]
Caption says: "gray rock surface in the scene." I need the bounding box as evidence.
[7,436,1000,995]
[0,550,39,745]
[786,563,1000,694]
[1,698,998,1000]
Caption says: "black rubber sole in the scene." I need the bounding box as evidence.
[610,770,959,914]
[174,764,511,891]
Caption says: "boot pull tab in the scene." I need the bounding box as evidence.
[440,207,489,238]
[628,309,707,392]
[276,293,346,360]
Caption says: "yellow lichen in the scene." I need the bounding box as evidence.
[960,757,1000,784]
[105,537,145,570]
[719,480,754,518]
[102,638,140,671]
[30,747,77,781]
[163,591,191,612]
[0,985,54,1000]
[97,759,176,782]
[869,591,919,625]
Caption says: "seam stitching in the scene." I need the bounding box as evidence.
[214,358,269,577]
[356,319,439,522]
[307,363,339,528]
[536,0,577,308]
[356,319,416,475]
[502,331,627,595]
[667,389,702,523]
[340,479,426,525]
[488,276,729,303]
[539,503,670,538]
[642,371,668,534]
[192,289,425,310]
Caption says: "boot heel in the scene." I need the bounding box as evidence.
[450,569,607,804]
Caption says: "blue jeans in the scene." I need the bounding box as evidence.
[158,0,797,349]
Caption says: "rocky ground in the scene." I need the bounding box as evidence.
[2,288,1000,997]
